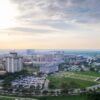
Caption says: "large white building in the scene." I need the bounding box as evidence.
[5,52,23,73]
[40,64,58,74]
[32,54,64,66]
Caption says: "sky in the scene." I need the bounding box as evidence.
[0,0,100,49]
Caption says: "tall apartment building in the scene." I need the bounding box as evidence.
[5,52,23,73]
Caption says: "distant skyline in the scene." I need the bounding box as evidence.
[0,0,100,49]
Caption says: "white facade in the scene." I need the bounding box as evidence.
[40,64,58,74]
[32,54,63,64]
[5,52,23,73]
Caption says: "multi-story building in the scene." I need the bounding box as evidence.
[5,52,23,73]
[40,64,58,74]
[32,54,64,65]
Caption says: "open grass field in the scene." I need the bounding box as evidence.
[55,72,99,82]
[55,71,100,83]
[75,71,100,77]
[48,71,100,89]
[48,76,97,89]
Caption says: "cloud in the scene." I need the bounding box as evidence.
[10,27,57,33]
[2,0,98,49]
[9,0,100,35]
[11,0,100,24]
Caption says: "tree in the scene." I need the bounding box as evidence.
[48,81,56,89]
[42,90,48,95]
[2,80,11,90]
[50,90,55,95]
[69,81,79,88]
[36,84,41,90]
[60,82,69,95]
[29,85,35,93]
[87,93,100,100]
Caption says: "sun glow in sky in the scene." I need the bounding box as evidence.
[0,0,100,49]
[0,0,19,29]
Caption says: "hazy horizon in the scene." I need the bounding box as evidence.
[0,0,100,49]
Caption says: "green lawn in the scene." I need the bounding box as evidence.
[0,95,88,100]
[75,71,100,77]
[48,76,97,89]
[55,72,98,82]
[37,95,87,100]
[47,71,100,89]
